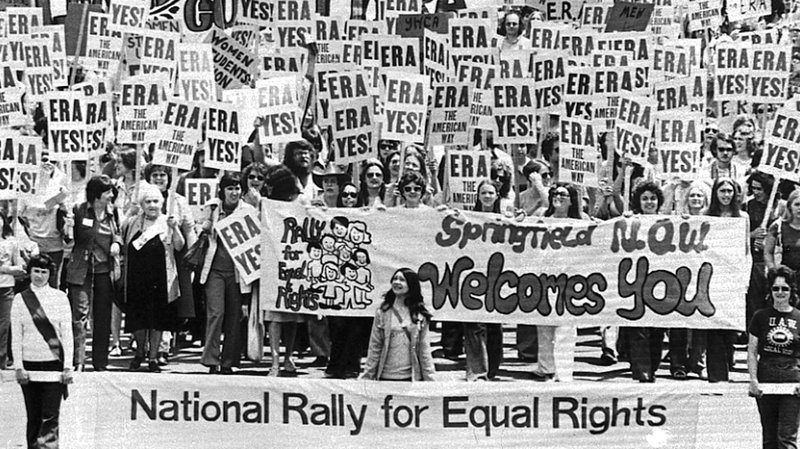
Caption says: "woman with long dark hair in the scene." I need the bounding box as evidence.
[358,160,386,208]
[361,268,435,381]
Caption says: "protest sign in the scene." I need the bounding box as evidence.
[0,86,24,128]
[376,36,421,74]
[648,3,680,41]
[381,70,429,143]
[654,110,701,180]
[445,149,490,210]
[5,7,43,75]
[541,0,585,21]
[687,0,722,33]
[108,0,148,34]
[579,0,611,32]
[739,29,778,45]
[492,78,536,145]
[651,44,692,83]
[0,130,16,199]
[271,0,313,48]
[428,82,471,146]
[325,71,377,164]
[207,27,257,90]
[559,27,596,57]
[529,22,571,51]
[262,51,306,77]
[82,11,124,78]
[152,99,205,170]
[654,74,705,113]
[761,107,800,180]
[214,208,262,284]
[423,30,450,86]
[595,32,650,61]
[749,44,790,104]
[563,68,593,120]
[605,1,653,32]
[396,13,449,37]
[83,93,111,157]
[456,59,496,133]
[255,75,302,145]
[185,178,218,224]
[714,41,750,102]
[262,202,747,329]
[559,116,598,186]
[222,87,260,146]
[20,34,52,102]
[137,29,179,79]
[380,0,423,34]
[533,50,566,114]
[15,133,40,197]
[32,25,67,88]
[498,49,533,80]
[726,0,770,22]
[236,0,272,27]
[45,90,85,160]
[615,95,654,164]
[177,42,216,102]
[205,102,242,172]
[448,18,496,68]
[118,73,168,145]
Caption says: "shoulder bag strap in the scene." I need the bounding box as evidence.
[20,289,64,362]
[391,307,413,341]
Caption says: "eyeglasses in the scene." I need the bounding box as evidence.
[404,186,422,193]
[342,191,358,198]
[541,172,552,179]
[717,148,734,153]
[554,191,570,198]
[705,128,718,133]
[366,172,382,179]
[248,175,264,181]
[772,286,791,292]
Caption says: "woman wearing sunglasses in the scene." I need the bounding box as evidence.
[748,266,800,449]
[397,172,427,209]
[358,160,387,208]
[519,159,552,216]
[241,162,270,208]
[336,183,361,208]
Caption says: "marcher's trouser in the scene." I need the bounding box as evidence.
[201,270,243,369]
[747,261,768,329]
[706,329,735,382]
[21,360,65,449]
[68,272,113,370]
[535,326,577,381]
[307,316,330,358]
[463,323,503,380]
[756,358,800,449]
[0,287,14,367]
[516,324,537,360]
[626,327,664,381]
[327,317,367,376]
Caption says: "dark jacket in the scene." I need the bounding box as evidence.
[65,202,122,286]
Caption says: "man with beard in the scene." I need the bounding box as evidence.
[282,139,321,203]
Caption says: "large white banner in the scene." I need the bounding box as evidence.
[261,201,748,329]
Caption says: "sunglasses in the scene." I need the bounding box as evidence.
[705,128,718,133]
[718,147,734,153]
[772,286,791,292]
[404,186,422,193]
[366,172,382,178]
[342,191,358,198]
[541,172,552,179]
[248,174,265,181]
[554,191,570,198]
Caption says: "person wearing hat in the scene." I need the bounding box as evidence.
[283,139,320,204]
[312,162,348,208]
[199,172,257,374]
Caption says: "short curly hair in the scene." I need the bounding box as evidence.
[631,181,663,214]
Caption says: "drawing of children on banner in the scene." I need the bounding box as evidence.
[304,216,374,310]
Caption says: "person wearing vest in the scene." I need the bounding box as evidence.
[64,175,121,372]
[11,254,74,449]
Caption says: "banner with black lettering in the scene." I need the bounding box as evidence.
[215,208,262,284]
[559,116,598,186]
[0,130,17,199]
[445,149,490,210]
[5,373,766,449]
[82,11,123,79]
[654,74,705,113]
[45,90,85,161]
[271,0,313,49]
[136,30,179,80]
[324,71,376,164]
[117,73,169,145]
[761,107,800,180]
[533,50,565,114]
[152,99,206,170]
[687,0,722,34]
[428,82,471,146]
[15,133,40,197]
[381,70,429,143]
[256,75,302,145]
[5,7,42,74]
[376,36,422,74]
[448,18,497,69]
[83,93,111,158]
[261,201,747,329]
[457,59,496,133]
[205,102,241,172]
[424,30,451,85]
[222,87,260,146]
[615,95,654,165]
[21,33,52,102]
[492,78,536,145]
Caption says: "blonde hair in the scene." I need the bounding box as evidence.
[782,188,800,222]
[681,182,711,215]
